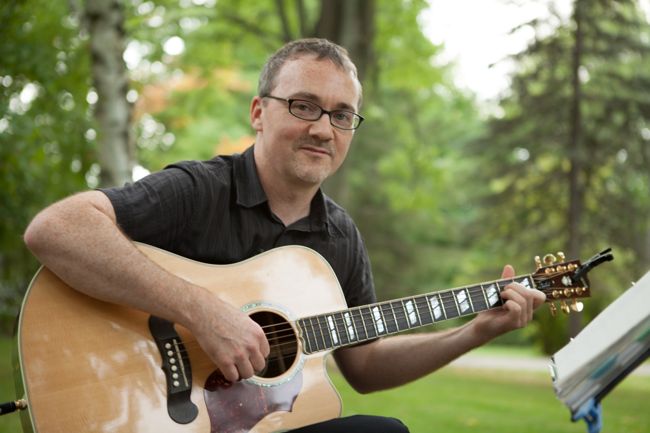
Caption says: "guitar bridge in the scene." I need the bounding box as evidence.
[148,316,199,424]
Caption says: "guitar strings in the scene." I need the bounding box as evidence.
[163,274,557,359]
[167,287,499,358]
[171,279,517,354]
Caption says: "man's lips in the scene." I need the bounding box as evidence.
[300,145,332,156]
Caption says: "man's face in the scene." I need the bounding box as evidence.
[251,55,360,188]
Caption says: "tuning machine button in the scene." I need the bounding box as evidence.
[570,300,584,312]
[560,301,571,314]
[543,254,557,265]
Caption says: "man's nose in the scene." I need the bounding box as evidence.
[308,113,335,140]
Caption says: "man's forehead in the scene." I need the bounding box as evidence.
[274,56,360,108]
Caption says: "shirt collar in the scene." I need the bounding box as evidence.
[233,145,267,208]
[233,145,331,234]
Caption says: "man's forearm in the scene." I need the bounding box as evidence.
[335,322,488,394]
[23,191,204,328]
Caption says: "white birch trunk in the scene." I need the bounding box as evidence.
[85,0,134,187]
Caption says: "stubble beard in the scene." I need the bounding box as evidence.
[289,137,337,185]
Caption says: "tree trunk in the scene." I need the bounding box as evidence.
[85,0,135,187]
[314,0,376,204]
[567,0,585,337]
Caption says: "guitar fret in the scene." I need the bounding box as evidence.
[440,291,459,318]
[468,285,488,312]
[400,300,414,328]
[318,315,333,349]
[311,316,326,351]
[301,319,314,353]
[342,312,357,343]
[451,290,462,314]
[352,308,368,341]
[390,301,407,330]
[389,303,400,331]
[484,282,502,307]
[333,312,349,346]
[404,298,419,326]
[380,303,399,333]
[361,308,378,339]
[427,294,442,321]
[326,314,341,346]
[371,306,386,335]
[415,296,434,325]
[480,284,489,307]
[465,288,475,312]
[454,288,473,315]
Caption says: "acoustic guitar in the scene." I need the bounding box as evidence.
[14,243,612,432]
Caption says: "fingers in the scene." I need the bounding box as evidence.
[193,298,271,383]
[501,264,515,279]
[227,324,269,382]
[500,287,528,327]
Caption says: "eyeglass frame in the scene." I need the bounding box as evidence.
[262,95,364,130]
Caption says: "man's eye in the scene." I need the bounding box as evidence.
[293,102,317,112]
[333,111,353,122]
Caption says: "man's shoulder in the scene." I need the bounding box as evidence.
[166,153,240,182]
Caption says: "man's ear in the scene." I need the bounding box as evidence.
[250,96,264,131]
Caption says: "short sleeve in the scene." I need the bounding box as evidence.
[100,164,201,250]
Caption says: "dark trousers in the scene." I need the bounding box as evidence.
[289,415,409,432]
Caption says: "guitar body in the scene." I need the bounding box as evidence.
[15,244,346,433]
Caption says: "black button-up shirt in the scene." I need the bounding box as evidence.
[101,146,376,307]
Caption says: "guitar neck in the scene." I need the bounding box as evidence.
[297,274,536,354]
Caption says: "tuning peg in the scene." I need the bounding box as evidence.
[549,303,557,317]
[557,251,566,262]
[560,300,571,314]
[534,255,542,270]
[570,300,584,312]
[543,254,557,266]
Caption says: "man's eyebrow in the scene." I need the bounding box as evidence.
[289,91,357,112]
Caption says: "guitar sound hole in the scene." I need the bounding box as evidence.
[250,311,298,379]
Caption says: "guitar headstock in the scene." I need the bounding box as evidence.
[531,249,614,315]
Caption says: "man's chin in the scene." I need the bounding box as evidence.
[294,167,332,186]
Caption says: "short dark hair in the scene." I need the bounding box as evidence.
[258,38,362,106]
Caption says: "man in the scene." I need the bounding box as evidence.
[24,38,545,432]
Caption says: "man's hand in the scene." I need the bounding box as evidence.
[471,264,546,341]
[190,295,270,383]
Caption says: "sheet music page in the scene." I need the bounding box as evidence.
[550,270,650,410]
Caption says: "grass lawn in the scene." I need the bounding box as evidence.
[0,336,647,433]
[332,365,649,433]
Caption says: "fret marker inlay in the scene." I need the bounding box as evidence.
[343,312,356,340]
[455,289,470,313]
[371,307,385,333]
[326,316,339,345]
[486,284,500,306]
[405,300,417,325]
[428,296,443,320]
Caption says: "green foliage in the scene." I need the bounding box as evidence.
[119,0,484,302]
[341,0,483,300]
[0,0,94,332]
[3,0,648,361]
[466,0,650,352]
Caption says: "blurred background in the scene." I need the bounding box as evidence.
[1,0,649,431]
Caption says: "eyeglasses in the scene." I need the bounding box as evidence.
[263,95,364,130]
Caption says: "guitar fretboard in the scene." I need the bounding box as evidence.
[297,275,535,354]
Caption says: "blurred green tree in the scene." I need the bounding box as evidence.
[468,0,650,353]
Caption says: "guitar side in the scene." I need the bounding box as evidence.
[15,244,347,433]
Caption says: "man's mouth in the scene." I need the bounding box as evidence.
[300,145,331,156]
